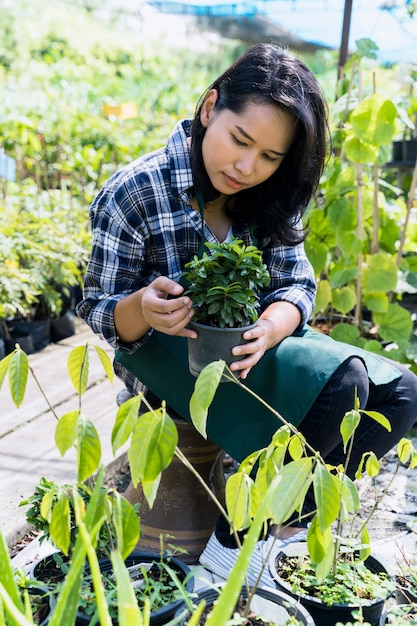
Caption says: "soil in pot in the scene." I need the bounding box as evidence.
[175,584,316,625]
[271,551,394,626]
[30,551,70,587]
[76,551,194,626]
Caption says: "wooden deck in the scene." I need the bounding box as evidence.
[0,319,125,546]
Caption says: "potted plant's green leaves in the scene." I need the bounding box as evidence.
[270,546,393,626]
[180,237,270,378]
[76,551,195,626]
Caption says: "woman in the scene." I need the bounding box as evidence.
[77,43,417,586]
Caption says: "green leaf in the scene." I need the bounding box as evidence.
[0,352,13,393]
[77,413,102,483]
[336,230,362,257]
[360,525,371,561]
[328,197,356,231]
[363,253,398,292]
[40,485,57,522]
[351,95,397,146]
[225,472,253,531]
[330,263,358,289]
[307,515,334,572]
[93,345,114,383]
[112,494,140,560]
[8,348,28,408]
[288,435,304,461]
[268,458,313,524]
[330,323,360,345]
[339,474,360,514]
[397,437,413,464]
[128,410,177,487]
[362,291,388,314]
[314,280,331,314]
[0,531,24,621]
[365,452,379,478]
[111,550,144,626]
[360,409,391,432]
[189,361,224,437]
[344,135,378,164]
[331,286,357,315]
[142,476,161,510]
[50,493,71,555]
[305,240,328,275]
[112,396,142,454]
[55,410,79,456]
[313,465,341,531]
[340,409,361,450]
[374,303,413,343]
[67,345,89,395]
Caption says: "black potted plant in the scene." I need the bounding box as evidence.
[394,532,417,606]
[76,551,194,626]
[380,603,417,625]
[270,544,393,626]
[180,237,270,378]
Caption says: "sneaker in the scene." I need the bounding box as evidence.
[199,529,307,589]
[116,388,134,406]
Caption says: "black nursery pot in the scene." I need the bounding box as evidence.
[380,603,417,624]
[395,575,417,605]
[76,551,194,626]
[187,320,257,380]
[28,584,56,626]
[174,584,316,624]
[270,553,391,626]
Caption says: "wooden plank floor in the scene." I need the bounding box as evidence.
[0,319,125,546]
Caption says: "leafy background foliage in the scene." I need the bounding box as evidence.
[0,0,416,371]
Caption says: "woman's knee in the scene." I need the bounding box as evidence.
[328,356,369,413]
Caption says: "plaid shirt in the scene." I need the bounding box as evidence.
[76,120,316,391]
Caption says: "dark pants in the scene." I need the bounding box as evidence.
[216,355,417,547]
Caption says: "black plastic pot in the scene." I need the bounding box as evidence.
[395,575,417,605]
[174,583,316,624]
[29,551,68,588]
[187,320,257,380]
[28,584,56,626]
[50,310,75,342]
[391,139,417,166]
[270,552,392,626]
[76,551,194,626]
[380,603,417,624]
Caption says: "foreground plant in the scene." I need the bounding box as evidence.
[184,360,417,624]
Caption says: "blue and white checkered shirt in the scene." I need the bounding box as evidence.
[76,119,316,391]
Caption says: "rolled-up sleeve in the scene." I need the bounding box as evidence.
[260,239,316,328]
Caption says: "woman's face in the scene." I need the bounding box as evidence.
[200,90,297,195]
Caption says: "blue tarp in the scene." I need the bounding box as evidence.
[147,0,417,63]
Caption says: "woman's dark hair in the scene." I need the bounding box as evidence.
[190,43,329,245]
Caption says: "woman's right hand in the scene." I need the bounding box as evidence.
[140,276,196,337]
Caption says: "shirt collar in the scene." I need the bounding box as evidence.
[167,119,194,198]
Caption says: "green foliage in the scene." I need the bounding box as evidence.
[306,42,417,371]
[278,553,394,606]
[0,343,140,563]
[189,360,417,589]
[181,237,270,328]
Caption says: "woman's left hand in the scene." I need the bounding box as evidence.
[229,301,302,379]
[229,319,273,380]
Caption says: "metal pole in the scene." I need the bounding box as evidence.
[338,0,353,78]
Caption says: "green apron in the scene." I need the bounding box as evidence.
[115,326,401,463]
